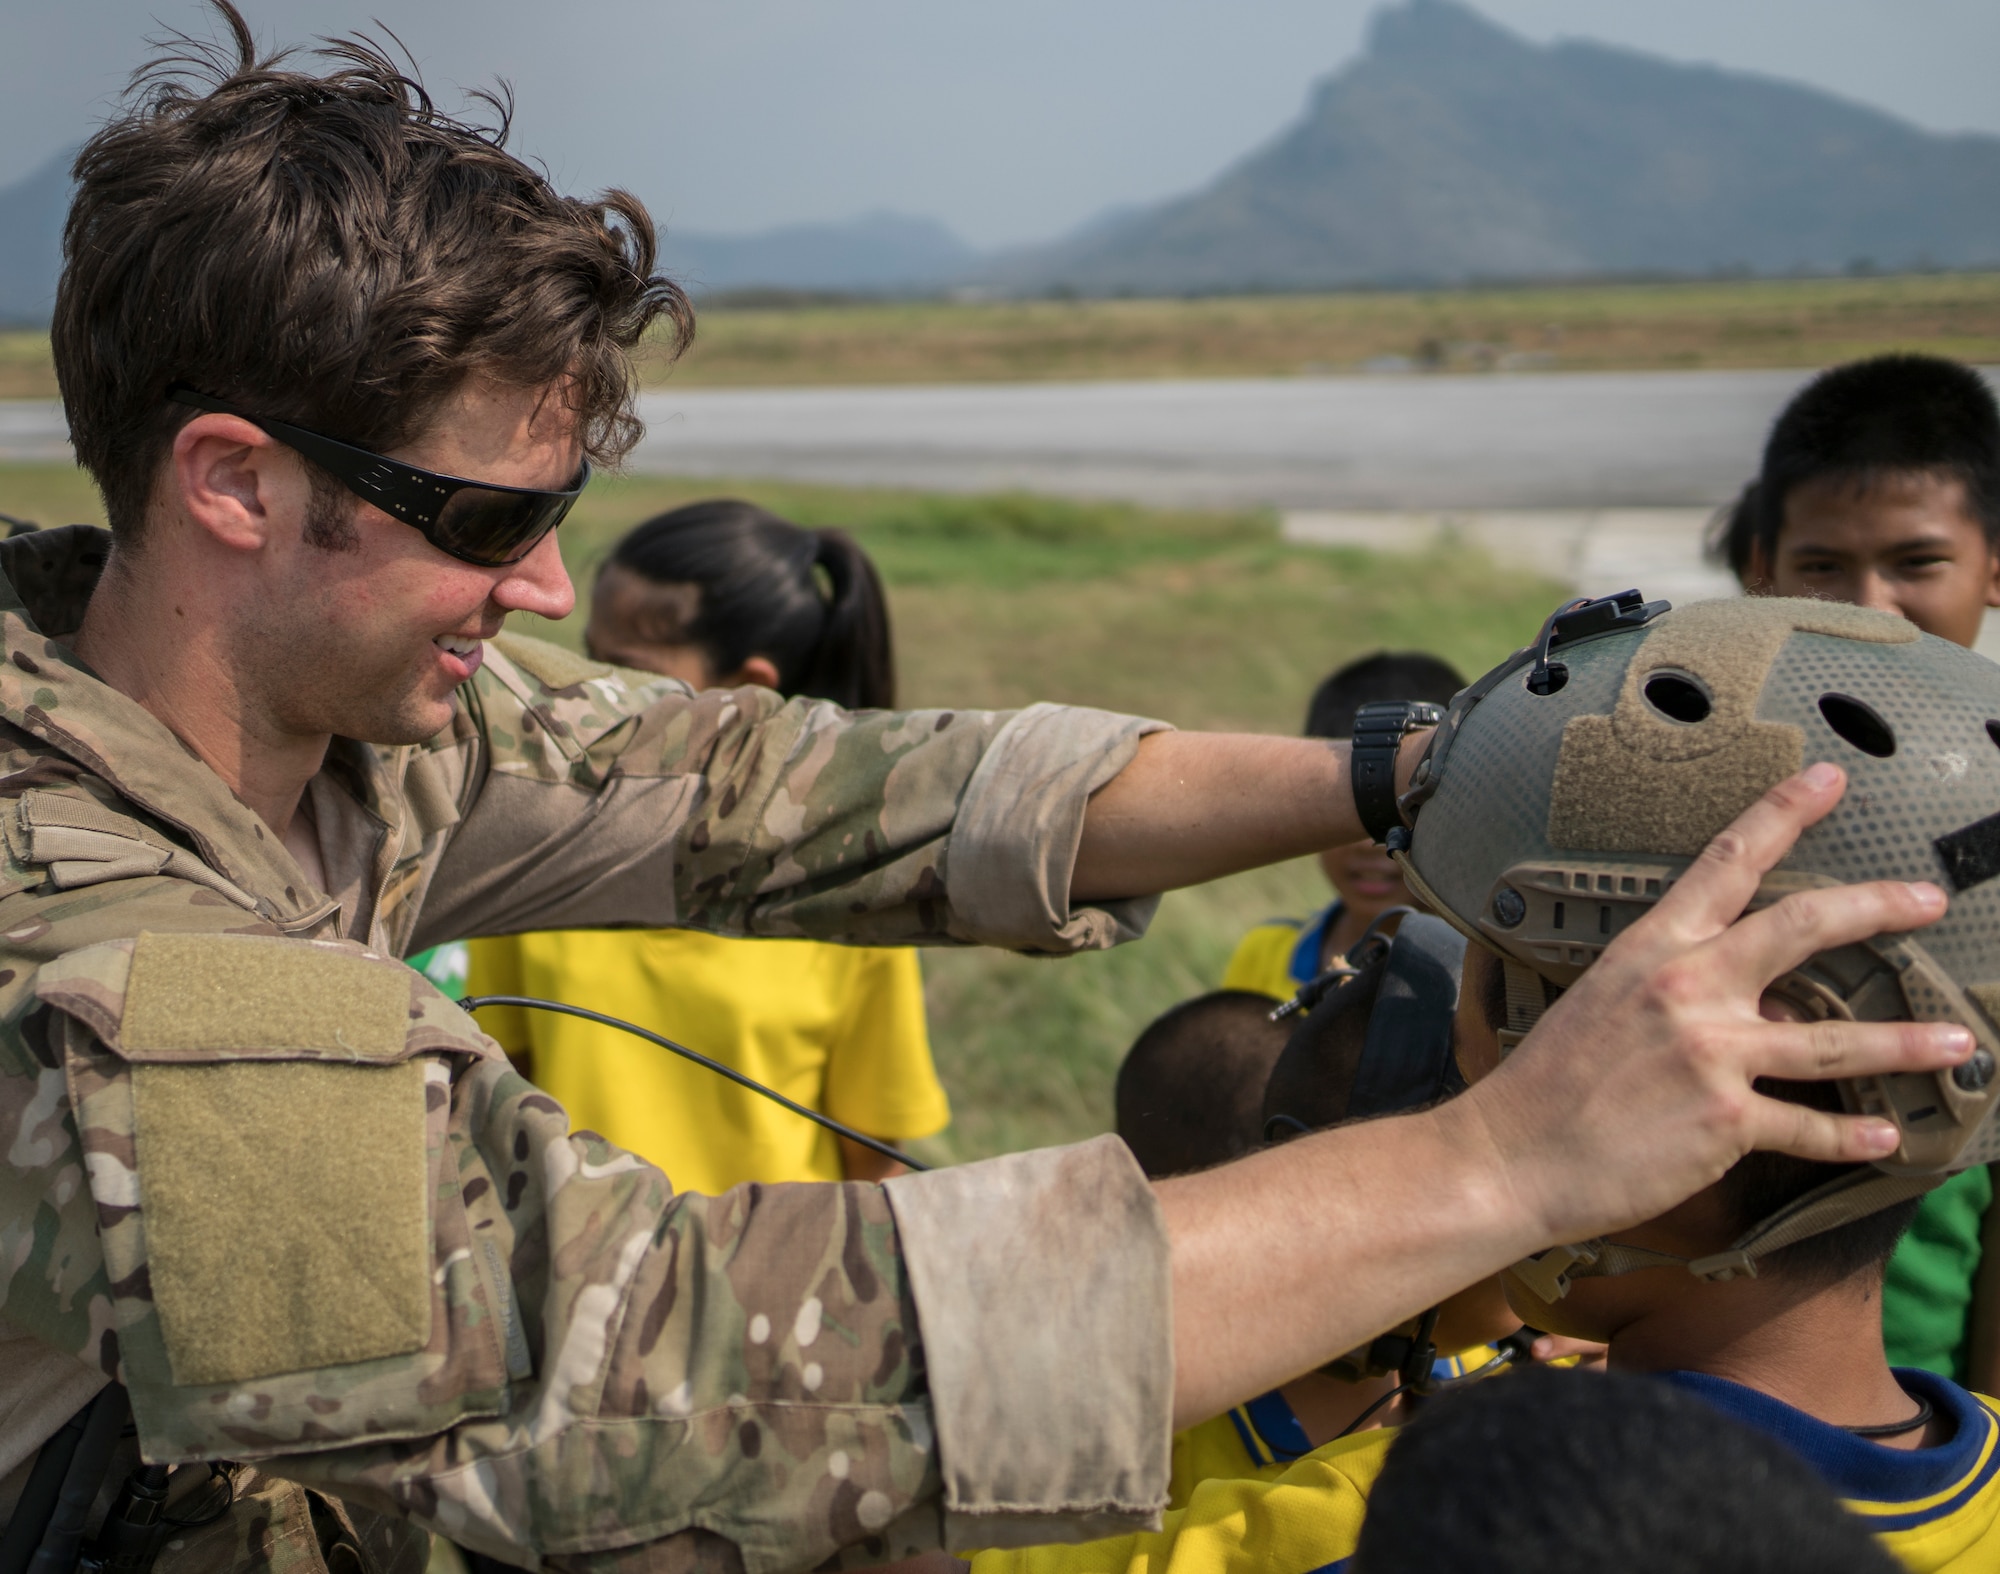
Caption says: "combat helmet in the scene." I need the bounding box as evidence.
[1394,590,2000,1294]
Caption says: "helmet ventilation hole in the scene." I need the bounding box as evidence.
[1642,672,1711,724]
[1817,694,1895,758]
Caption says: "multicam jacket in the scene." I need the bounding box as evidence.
[0,528,1177,1574]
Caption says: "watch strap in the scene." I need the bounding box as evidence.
[1350,701,1443,844]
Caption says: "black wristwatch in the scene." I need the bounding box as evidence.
[1350,701,1445,845]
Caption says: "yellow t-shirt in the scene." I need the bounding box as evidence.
[464,929,949,1194]
[976,1372,2000,1574]
[1168,1349,1510,1508]
[1220,903,1341,1002]
[973,1428,1392,1574]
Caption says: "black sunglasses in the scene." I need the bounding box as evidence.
[168,385,589,567]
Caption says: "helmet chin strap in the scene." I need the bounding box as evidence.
[1496,959,1550,1058]
[1509,1167,1943,1302]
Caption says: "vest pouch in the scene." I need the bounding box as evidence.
[38,931,517,1462]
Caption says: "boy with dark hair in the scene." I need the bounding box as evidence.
[1712,354,2000,647]
[1402,596,2000,1572]
[1114,991,1292,1179]
[1709,355,2000,1394]
[1352,1366,1899,1574]
[1224,651,1464,999]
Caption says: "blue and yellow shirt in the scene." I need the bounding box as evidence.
[973,1369,2000,1574]
[1168,1349,1510,1509]
[1221,901,1342,1002]
[1662,1369,2000,1574]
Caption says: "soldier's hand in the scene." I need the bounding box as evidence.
[1446,762,1973,1251]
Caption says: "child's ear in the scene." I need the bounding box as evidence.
[1984,545,2000,610]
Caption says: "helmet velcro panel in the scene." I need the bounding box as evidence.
[1548,600,1915,856]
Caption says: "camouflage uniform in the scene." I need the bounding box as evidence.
[0,527,1178,1574]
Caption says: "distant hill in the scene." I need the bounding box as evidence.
[8,4,2000,317]
[0,164,969,322]
[0,151,71,326]
[663,211,971,297]
[992,0,2000,295]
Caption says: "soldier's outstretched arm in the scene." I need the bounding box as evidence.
[1071,730,1412,902]
[407,638,1401,960]
[411,637,1174,959]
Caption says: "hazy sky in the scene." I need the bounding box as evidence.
[4,1,1997,248]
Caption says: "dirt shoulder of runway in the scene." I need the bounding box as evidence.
[4,271,1998,400]
[644,271,2000,387]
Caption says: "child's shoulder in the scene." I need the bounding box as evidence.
[1289,1423,1400,1492]
[1222,902,1341,1000]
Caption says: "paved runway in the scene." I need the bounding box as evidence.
[11,367,1995,509]
[9,366,2000,651]
[621,367,1827,510]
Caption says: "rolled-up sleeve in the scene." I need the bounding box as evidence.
[884,1136,1174,1551]
[946,703,1168,954]
[413,638,1171,957]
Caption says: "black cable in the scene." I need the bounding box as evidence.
[1331,1379,1408,1441]
[1329,1309,1537,1442]
[161,1467,235,1530]
[1398,1306,1442,1397]
[459,995,929,1174]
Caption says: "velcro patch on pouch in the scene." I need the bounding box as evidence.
[123,930,411,1060]
[132,1057,431,1385]
[109,931,433,1386]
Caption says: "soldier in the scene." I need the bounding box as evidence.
[0,9,1973,1574]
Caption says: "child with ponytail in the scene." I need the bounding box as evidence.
[463,501,949,1187]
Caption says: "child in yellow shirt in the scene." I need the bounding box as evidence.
[466,501,948,1190]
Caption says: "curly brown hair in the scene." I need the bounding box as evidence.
[53,1,693,542]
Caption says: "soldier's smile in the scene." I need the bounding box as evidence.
[432,632,486,682]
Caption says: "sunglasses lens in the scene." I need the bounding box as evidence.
[428,484,578,566]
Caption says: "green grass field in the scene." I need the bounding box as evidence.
[5,271,1998,399]
[0,460,1566,1161]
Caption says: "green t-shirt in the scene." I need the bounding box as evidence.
[407,940,470,1000]
[1882,1165,1992,1381]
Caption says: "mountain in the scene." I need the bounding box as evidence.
[8,6,2000,314]
[0,151,72,326]
[993,0,2000,295]
[660,211,972,297]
